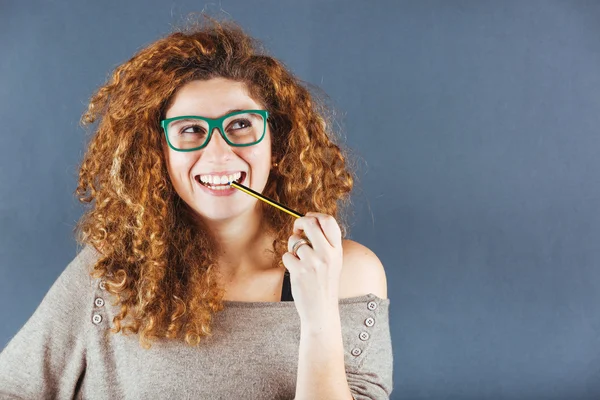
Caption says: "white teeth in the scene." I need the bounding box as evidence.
[203,184,232,191]
[199,172,241,185]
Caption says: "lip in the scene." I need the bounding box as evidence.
[195,171,246,197]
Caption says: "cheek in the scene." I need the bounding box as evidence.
[247,147,260,159]
[246,134,272,166]
[246,147,271,169]
[166,152,196,181]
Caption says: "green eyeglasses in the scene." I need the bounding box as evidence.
[160,109,269,152]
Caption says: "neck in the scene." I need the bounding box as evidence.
[199,205,276,278]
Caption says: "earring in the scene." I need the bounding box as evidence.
[272,161,278,168]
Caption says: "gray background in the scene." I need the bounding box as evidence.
[1,1,599,399]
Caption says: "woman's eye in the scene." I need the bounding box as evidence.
[231,119,251,130]
[182,125,205,134]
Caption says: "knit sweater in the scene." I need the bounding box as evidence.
[0,245,393,399]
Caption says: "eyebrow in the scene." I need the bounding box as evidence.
[224,108,243,115]
[170,108,250,120]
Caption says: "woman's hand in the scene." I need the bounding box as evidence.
[282,211,344,325]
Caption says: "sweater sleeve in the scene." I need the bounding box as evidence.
[0,245,97,399]
[343,296,394,400]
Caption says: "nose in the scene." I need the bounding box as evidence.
[203,127,232,157]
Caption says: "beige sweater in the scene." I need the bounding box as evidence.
[0,245,393,399]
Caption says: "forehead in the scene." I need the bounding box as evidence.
[165,78,261,119]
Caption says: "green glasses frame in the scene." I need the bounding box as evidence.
[160,109,269,152]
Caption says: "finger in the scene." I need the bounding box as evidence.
[282,250,302,272]
[293,215,330,253]
[287,233,303,252]
[303,212,342,248]
[288,233,314,259]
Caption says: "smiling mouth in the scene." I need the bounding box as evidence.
[195,171,246,188]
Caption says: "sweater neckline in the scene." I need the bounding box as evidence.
[221,293,388,308]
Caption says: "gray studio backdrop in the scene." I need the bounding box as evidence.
[1,1,599,399]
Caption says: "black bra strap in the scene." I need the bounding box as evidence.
[280,270,294,302]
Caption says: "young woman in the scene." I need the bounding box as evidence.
[0,17,393,400]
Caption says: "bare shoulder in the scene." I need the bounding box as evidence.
[339,239,388,300]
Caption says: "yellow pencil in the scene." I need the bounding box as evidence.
[228,180,304,218]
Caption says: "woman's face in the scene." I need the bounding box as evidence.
[162,78,272,221]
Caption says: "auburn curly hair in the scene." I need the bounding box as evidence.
[73,15,358,349]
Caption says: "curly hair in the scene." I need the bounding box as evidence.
[73,14,357,349]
